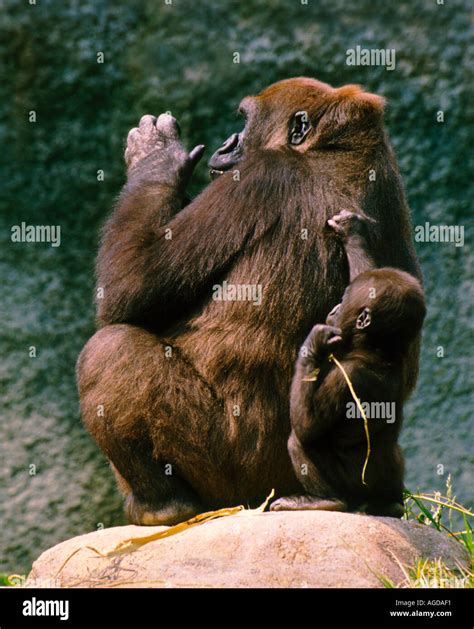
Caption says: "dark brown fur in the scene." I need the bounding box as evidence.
[271,268,426,517]
[77,78,421,524]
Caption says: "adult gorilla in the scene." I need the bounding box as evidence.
[77,77,421,525]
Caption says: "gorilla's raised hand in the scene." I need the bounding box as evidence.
[124,113,204,192]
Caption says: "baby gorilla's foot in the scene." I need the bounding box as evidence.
[270,494,348,512]
[124,113,204,190]
[125,493,203,526]
[327,209,374,240]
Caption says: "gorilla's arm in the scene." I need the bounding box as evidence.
[291,324,400,444]
[292,357,395,444]
[328,210,376,281]
[290,324,345,442]
[291,362,348,444]
[96,115,279,329]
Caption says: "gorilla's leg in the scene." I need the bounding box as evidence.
[77,324,225,525]
[361,500,405,518]
[113,453,202,526]
[270,432,348,513]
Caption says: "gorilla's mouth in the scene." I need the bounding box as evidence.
[209,168,225,180]
[208,132,243,179]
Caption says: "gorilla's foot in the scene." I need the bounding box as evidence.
[270,494,348,512]
[125,493,203,526]
[360,501,405,518]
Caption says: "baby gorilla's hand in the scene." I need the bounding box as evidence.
[124,113,204,191]
[301,324,342,365]
[327,209,374,240]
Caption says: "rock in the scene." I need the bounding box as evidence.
[26,511,468,588]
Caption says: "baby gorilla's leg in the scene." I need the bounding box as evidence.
[270,432,348,513]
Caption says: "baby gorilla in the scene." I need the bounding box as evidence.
[271,210,426,517]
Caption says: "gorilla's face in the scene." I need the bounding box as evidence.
[325,302,342,327]
[208,77,385,179]
[208,105,312,178]
[208,80,319,178]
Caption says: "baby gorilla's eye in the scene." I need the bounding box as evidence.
[289,110,311,145]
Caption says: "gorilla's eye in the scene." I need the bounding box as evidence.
[289,111,311,145]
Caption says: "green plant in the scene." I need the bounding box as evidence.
[0,573,12,586]
[380,476,474,588]
[404,475,473,552]
[380,557,472,589]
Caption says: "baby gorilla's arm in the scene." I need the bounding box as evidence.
[290,324,343,443]
[328,210,377,281]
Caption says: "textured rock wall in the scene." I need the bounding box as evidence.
[0,0,471,574]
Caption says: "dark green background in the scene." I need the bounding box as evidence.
[0,0,472,574]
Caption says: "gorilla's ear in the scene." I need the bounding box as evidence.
[315,85,385,147]
[356,307,372,330]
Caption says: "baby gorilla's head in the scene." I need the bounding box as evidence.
[327,269,426,352]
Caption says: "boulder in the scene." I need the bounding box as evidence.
[26,511,468,588]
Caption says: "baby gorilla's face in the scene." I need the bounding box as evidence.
[325,302,342,326]
[325,284,371,339]
[325,283,353,327]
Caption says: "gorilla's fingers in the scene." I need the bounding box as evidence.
[156,113,181,138]
[358,210,377,224]
[139,114,157,131]
[188,144,205,167]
